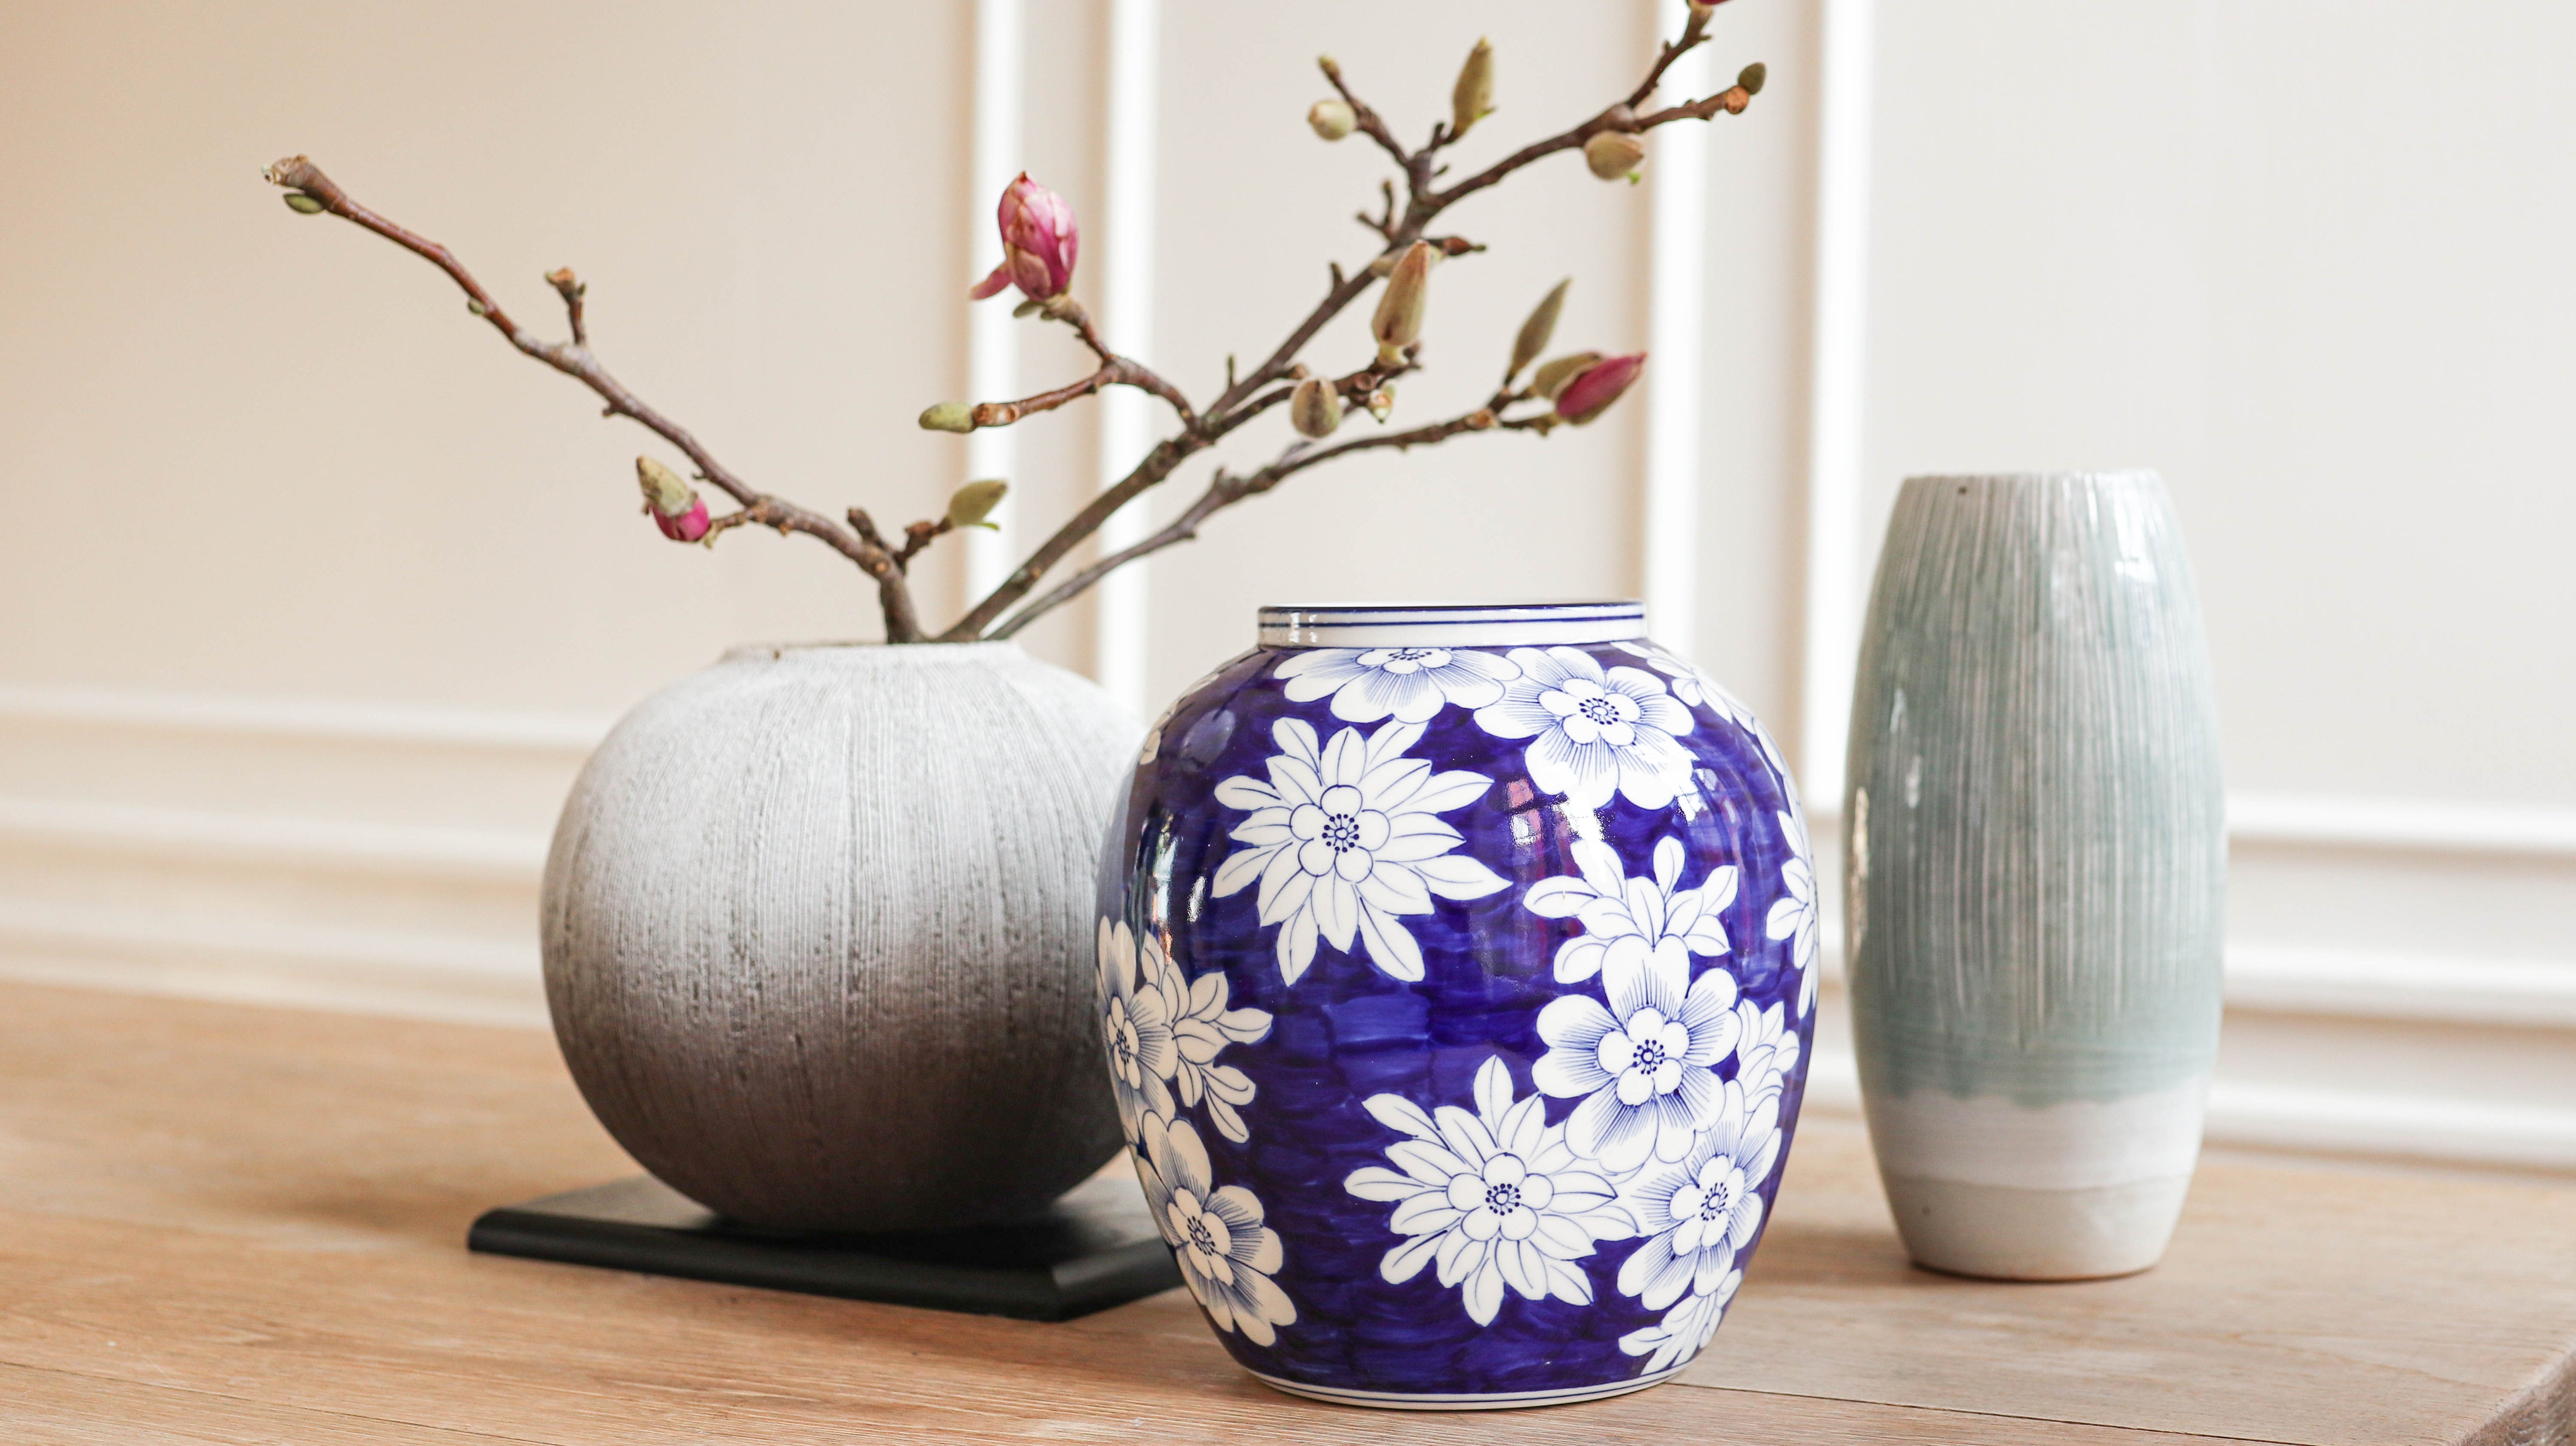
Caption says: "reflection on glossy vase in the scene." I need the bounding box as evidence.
[1844,473,2226,1280]
[1096,602,1814,1409]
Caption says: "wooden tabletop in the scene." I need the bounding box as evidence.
[3,979,2571,1445]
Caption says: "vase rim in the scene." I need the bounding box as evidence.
[1255,600,1646,649]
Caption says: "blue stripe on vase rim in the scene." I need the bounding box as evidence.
[1255,600,1648,649]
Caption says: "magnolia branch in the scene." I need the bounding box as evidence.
[991,391,1532,640]
[950,28,1759,637]
[263,6,1763,645]
[259,156,933,642]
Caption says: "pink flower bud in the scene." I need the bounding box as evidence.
[636,457,712,542]
[1554,352,1648,425]
[969,173,1079,303]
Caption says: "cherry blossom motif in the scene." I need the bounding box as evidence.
[1613,642,1791,784]
[1615,1081,1781,1310]
[1344,1056,1633,1326]
[1211,718,1507,984]
[1136,1115,1297,1345]
[1532,928,1742,1174]
[1765,807,1820,1018]
[1473,646,1698,811]
[1095,920,1273,1143]
[1273,646,1521,724]
[1617,1268,1741,1375]
[1521,835,1736,984]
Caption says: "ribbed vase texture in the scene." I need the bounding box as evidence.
[540,642,1135,1232]
[1844,472,2224,1279]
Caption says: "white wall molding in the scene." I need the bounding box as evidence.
[0,683,610,753]
[1090,0,1161,718]
[1643,0,1713,657]
[962,0,1027,605]
[2229,792,2576,861]
[1801,1047,2576,1172]
[0,797,548,883]
[1796,0,1876,804]
[2224,945,2576,1030]
[1809,789,2576,862]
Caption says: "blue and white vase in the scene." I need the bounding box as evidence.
[1093,602,1815,1410]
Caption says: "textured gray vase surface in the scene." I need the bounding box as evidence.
[1844,472,2224,1280]
[540,641,1136,1232]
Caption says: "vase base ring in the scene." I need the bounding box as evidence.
[1247,1365,1684,1412]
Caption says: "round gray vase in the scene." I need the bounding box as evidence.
[1844,472,2224,1280]
[540,641,1136,1232]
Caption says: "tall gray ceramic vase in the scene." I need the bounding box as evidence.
[1843,472,2224,1280]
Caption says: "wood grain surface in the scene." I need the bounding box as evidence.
[1,979,2568,1445]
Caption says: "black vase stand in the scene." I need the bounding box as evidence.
[467,1167,1181,1323]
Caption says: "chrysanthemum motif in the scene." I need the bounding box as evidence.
[1094,918,1176,1141]
[1613,642,1791,784]
[1615,1081,1781,1310]
[1095,919,1272,1142]
[1136,1114,1298,1345]
[1344,1056,1634,1327]
[1617,1268,1741,1374]
[1730,997,1803,1107]
[1211,718,1507,984]
[1473,646,1697,811]
[1273,646,1521,724]
[1765,807,1819,1018]
[1531,924,1742,1174]
[1521,835,1736,984]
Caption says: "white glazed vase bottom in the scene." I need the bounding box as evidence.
[1862,1076,2207,1280]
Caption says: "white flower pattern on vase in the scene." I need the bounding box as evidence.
[1617,1268,1741,1374]
[1472,646,1698,810]
[1531,924,1743,1174]
[1165,955,1275,1142]
[1764,807,1820,1018]
[1095,918,1178,1141]
[1344,1056,1634,1326]
[1521,835,1737,985]
[1614,1081,1781,1310]
[1095,919,1273,1143]
[1137,1113,1298,1345]
[1274,646,1520,724]
[1210,718,1508,984]
[1612,642,1791,784]
[1729,998,1803,1107]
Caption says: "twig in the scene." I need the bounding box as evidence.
[543,267,587,347]
[262,156,928,643]
[992,392,1521,639]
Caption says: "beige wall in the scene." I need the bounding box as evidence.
[2,1,2570,1170]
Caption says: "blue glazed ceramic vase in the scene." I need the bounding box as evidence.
[1094,602,1816,1410]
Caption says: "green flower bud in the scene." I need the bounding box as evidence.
[1738,62,1767,96]
[1308,99,1357,141]
[281,192,326,216]
[1584,131,1646,182]
[1370,241,1436,369]
[1509,279,1570,381]
[945,479,1009,530]
[1450,38,1496,140]
[919,402,976,434]
[1290,377,1344,439]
